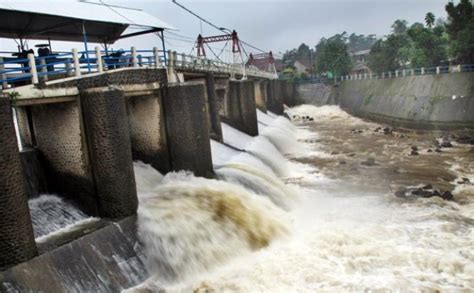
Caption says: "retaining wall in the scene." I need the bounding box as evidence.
[295,72,474,129]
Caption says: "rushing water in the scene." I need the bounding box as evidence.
[28,194,97,241]
[127,105,474,292]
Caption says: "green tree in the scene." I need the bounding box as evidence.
[425,12,436,28]
[347,33,378,52]
[445,0,474,63]
[406,22,447,67]
[392,19,408,35]
[367,34,410,73]
[315,36,352,77]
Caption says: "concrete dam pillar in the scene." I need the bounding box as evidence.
[266,79,284,115]
[162,84,214,178]
[0,98,37,269]
[254,80,267,113]
[222,80,259,137]
[205,73,224,142]
[282,80,296,106]
[126,92,171,174]
[80,88,138,219]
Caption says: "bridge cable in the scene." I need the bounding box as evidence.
[171,0,268,55]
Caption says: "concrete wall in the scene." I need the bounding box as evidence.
[19,148,47,198]
[0,217,147,292]
[205,74,224,142]
[30,100,97,215]
[254,81,267,112]
[295,72,474,129]
[80,88,138,219]
[126,93,170,174]
[0,98,37,270]
[294,82,338,106]
[182,75,224,142]
[266,80,284,115]
[282,80,296,107]
[221,80,259,136]
[162,83,214,178]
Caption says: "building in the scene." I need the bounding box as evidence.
[294,58,311,75]
[350,49,372,75]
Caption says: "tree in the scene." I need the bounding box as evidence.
[392,19,408,35]
[445,0,474,63]
[315,36,352,77]
[367,34,409,73]
[406,22,447,67]
[425,12,435,28]
[347,33,378,52]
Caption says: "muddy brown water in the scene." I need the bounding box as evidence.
[293,110,474,203]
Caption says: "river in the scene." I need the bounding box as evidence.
[122,104,474,292]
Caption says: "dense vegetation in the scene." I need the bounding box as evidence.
[281,0,474,78]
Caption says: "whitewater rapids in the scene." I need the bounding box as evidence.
[128,105,474,292]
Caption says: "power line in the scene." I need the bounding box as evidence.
[171,0,223,32]
[171,0,268,55]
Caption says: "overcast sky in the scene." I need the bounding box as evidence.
[1,0,449,57]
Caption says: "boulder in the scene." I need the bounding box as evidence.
[440,141,453,148]
[441,191,454,201]
[361,158,377,166]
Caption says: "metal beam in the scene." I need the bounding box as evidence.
[116,28,162,40]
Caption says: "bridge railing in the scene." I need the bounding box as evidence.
[0,47,276,90]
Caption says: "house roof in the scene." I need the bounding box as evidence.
[0,1,174,43]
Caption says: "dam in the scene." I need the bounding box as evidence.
[0,1,474,292]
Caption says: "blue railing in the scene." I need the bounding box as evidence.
[0,48,167,89]
[0,47,276,90]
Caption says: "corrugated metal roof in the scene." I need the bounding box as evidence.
[0,1,174,29]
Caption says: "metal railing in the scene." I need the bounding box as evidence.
[340,64,474,82]
[0,47,276,90]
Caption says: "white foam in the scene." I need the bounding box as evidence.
[210,139,240,167]
[29,194,95,239]
[221,122,252,150]
[257,109,275,126]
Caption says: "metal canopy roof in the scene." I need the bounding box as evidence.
[0,1,175,44]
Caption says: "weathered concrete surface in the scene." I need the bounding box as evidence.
[162,83,214,178]
[0,217,147,292]
[282,80,296,107]
[254,81,267,112]
[0,98,37,270]
[31,100,98,215]
[14,107,33,147]
[80,88,138,219]
[295,72,474,129]
[126,93,171,174]
[182,75,224,142]
[222,81,259,136]
[205,74,224,142]
[294,82,338,106]
[19,147,47,198]
[266,80,284,115]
